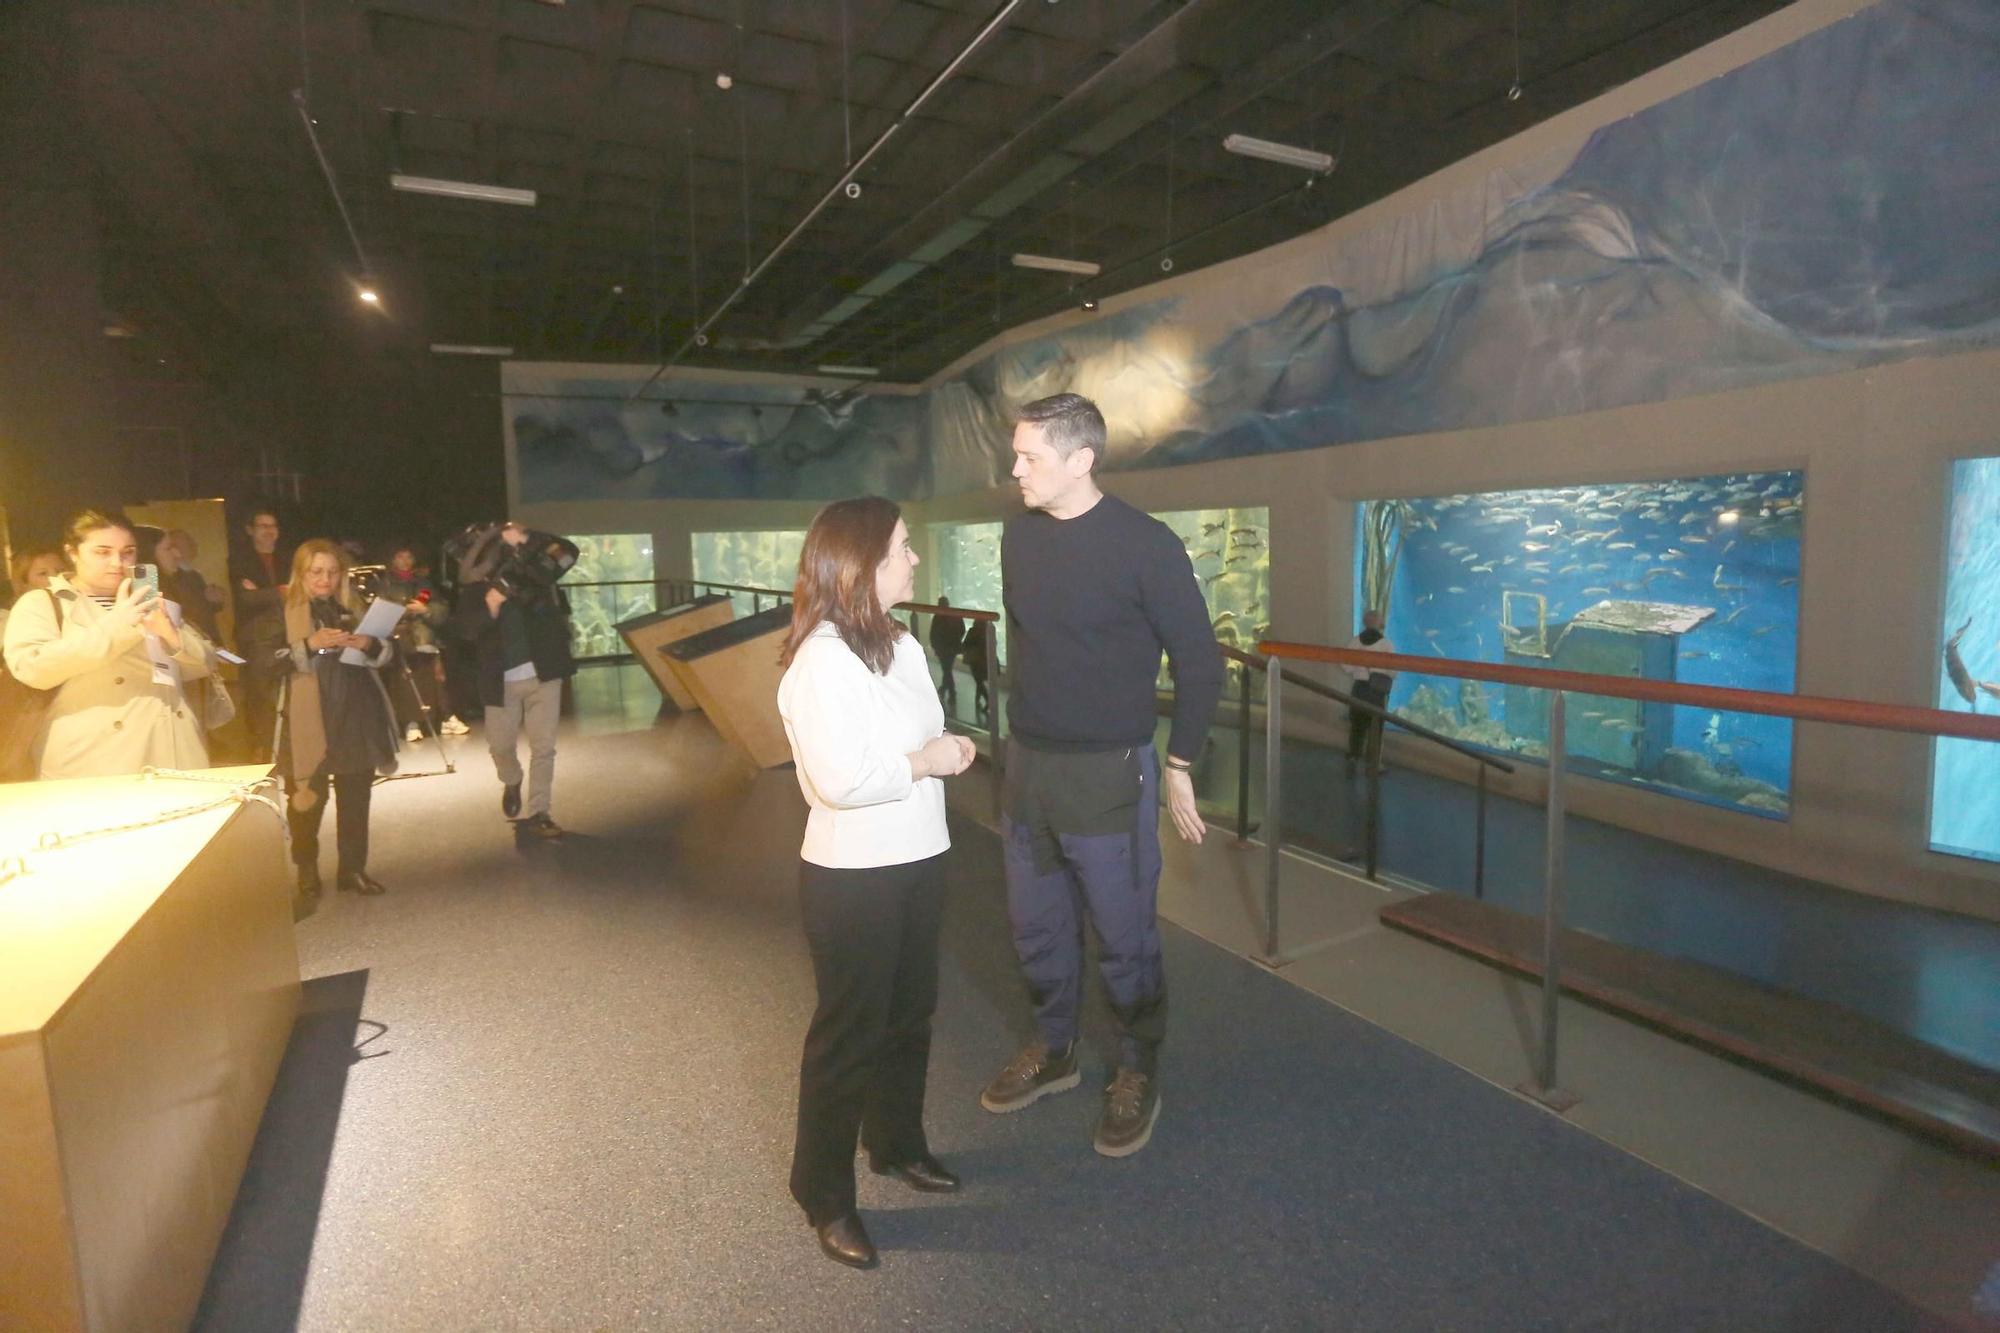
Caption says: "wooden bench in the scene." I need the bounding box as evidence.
[1379,893,2000,1159]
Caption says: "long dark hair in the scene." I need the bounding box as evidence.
[780,496,905,675]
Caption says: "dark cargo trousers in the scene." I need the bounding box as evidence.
[1000,741,1167,1074]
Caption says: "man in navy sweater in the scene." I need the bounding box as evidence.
[979,393,1223,1158]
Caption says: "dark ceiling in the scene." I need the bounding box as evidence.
[67,0,1790,388]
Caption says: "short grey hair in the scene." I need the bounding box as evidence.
[1017,393,1106,463]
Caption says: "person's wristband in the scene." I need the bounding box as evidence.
[1164,756,1193,772]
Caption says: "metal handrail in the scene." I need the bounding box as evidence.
[1217,643,1502,900]
[1260,642,2000,743]
[1252,637,2000,1111]
[1218,644,1514,773]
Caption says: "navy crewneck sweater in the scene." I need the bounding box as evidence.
[1002,494,1224,760]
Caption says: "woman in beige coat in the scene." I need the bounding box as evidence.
[2,508,215,779]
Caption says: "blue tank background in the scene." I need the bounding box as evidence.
[1356,472,1802,810]
[1931,457,2000,862]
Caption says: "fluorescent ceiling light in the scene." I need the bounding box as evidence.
[1011,253,1100,277]
[430,343,516,357]
[1222,133,1333,173]
[815,364,879,376]
[390,173,538,207]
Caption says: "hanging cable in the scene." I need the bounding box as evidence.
[1509,0,1524,101]
[841,0,853,167]
[626,0,1026,401]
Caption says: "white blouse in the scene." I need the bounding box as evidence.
[777,620,950,869]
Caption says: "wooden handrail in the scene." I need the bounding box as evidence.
[1220,644,1515,774]
[897,600,1000,623]
[1259,641,2000,744]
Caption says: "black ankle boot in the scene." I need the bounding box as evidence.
[296,863,322,898]
[814,1213,878,1269]
[336,870,387,895]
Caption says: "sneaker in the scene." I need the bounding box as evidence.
[1093,1068,1160,1158]
[405,723,424,742]
[501,783,522,819]
[978,1041,1080,1114]
[441,715,471,736]
[524,813,564,839]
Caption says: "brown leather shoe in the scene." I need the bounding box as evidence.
[814,1213,878,1269]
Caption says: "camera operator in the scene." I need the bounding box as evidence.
[450,522,578,838]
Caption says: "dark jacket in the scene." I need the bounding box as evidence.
[928,611,965,661]
[229,546,290,655]
[161,566,219,640]
[452,581,575,708]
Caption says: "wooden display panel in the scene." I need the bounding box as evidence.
[0,768,299,1332]
[663,607,793,768]
[615,595,734,711]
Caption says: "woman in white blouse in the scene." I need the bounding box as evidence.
[776,496,976,1271]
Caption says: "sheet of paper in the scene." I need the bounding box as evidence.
[340,598,406,665]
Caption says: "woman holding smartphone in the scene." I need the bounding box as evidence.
[776,496,977,1270]
[3,508,214,779]
[278,539,400,899]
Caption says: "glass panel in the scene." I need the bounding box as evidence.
[928,521,1004,729]
[690,529,806,618]
[1354,473,1803,817]
[1931,455,2000,862]
[566,533,656,658]
[1151,507,1272,698]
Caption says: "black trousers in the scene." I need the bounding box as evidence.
[288,771,374,877]
[1347,683,1389,765]
[790,853,946,1227]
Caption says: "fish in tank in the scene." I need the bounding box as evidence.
[1931,455,2000,863]
[691,528,806,618]
[1354,471,1804,817]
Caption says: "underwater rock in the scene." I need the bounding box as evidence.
[1656,747,1788,811]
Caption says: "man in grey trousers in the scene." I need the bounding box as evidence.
[452,523,578,839]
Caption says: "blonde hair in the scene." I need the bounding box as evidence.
[286,539,360,616]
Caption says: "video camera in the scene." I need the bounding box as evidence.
[444,522,580,613]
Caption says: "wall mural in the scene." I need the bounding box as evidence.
[510,0,1997,507]
[510,375,924,504]
[1931,456,2000,863]
[1357,473,1803,818]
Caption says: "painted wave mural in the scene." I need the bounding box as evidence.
[511,0,1998,506]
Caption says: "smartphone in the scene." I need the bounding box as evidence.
[132,563,160,597]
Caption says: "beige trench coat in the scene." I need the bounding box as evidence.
[2,574,216,779]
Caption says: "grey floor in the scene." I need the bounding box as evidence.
[194,684,1945,1331]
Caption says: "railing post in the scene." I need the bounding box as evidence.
[1521,688,1576,1110]
[1364,732,1381,881]
[752,593,762,615]
[1262,656,1284,962]
[1474,762,1488,900]
[1234,661,1253,844]
[985,620,1003,822]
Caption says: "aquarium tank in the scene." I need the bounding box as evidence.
[1931,456,2000,863]
[1353,473,1803,817]
[930,519,1006,656]
[565,533,656,659]
[1152,507,1271,695]
[690,529,806,618]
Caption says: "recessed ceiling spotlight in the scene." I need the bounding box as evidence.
[1080,299,1099,312]
[358,288,380,304]
[716,72,733,90]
